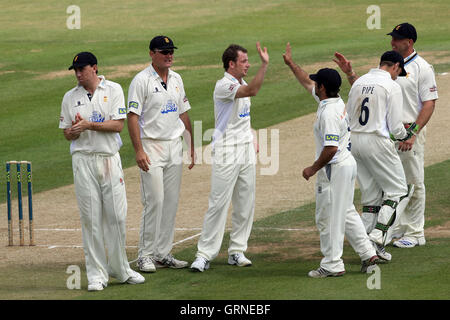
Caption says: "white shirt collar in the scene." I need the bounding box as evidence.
[372,68,391,78]
[76,75,106,91]
[404,50,417,62]
[224,72,240,83]
[318,96,342,109]
[149,64,173,81]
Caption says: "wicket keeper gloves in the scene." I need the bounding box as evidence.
[390,122,420,141]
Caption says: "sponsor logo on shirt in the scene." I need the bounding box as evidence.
[430,86,437,92]
[89,111,105,123]
[129,101,139,109]
[104,96,108,102]
[325,134,339,141]
[183,95,189,103]
[239,105,250,118]
[229,84,237,92]
[60,116,64,122]
[119,108,127,114]
[161,100,177,114]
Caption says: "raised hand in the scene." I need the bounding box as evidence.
[256,41,269,65]
[283,42,293,66]
[333,52,353,75]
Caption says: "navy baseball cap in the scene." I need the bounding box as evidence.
[149,35,178,51]
[387,23,417,43]
[309,68,342,92]
[380,50,407,76]
[68,52,97,70]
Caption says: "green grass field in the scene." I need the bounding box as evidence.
[1,0,449,305]
[1,0,450,194]
[1,160,449,303]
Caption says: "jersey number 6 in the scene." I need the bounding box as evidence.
[359,97,369,126]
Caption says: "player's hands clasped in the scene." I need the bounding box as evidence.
[71,113,91,135]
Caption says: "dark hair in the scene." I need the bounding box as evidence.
[380,61,395,68]
[317,82,340,98]
[222,44,247,71]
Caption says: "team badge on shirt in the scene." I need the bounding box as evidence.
[104,96,108,102]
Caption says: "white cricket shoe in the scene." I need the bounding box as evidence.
[126,270,145,285]
[190,256,210,272]
[228,253,252,267]
[308,267,345,278]
[155,254,188,269]
[393,236,425,248]
[88,281,106,291]
[137,256,156,273]
[372,241,392,262]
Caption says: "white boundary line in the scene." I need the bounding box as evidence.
[25,227,314,249]
[31,227,310,232]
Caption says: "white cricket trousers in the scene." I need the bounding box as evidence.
[138,137,183,260]
[390,128,426,240]
[315,155,375,273]
[196,142,256,261]
[72,152,133,285]
[351,133,408,234]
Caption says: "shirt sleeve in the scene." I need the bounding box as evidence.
[110,84,127,120]
[418,63,438,102]
[215,79,241,102]
[321,109,341,147]
[387,82,407,140]
[177,76,191,114]
[127,74,146,116]
[311,86,321,104]
[59,92,73,129]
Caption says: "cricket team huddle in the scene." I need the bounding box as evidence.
[59,22,438,291]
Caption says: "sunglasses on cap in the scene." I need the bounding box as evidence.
[154,49,174,55]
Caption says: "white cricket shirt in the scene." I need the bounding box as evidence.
[347,68,407,140]
[396,50,438,123]
[212,72,253,147]
[59,76,127,155]
[312,88,352,164]
[127,64,191,140]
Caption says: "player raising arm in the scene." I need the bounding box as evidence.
[283,43,379,278]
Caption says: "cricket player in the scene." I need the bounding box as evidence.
[282,43,379,278]
[190,42,268,272]
[346,50,416,261]
[127,36,195,273]
[59,52,145,291]
[334,23,438,248]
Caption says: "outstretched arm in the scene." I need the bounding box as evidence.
[333,52,358,85]
[283,42,315,93]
